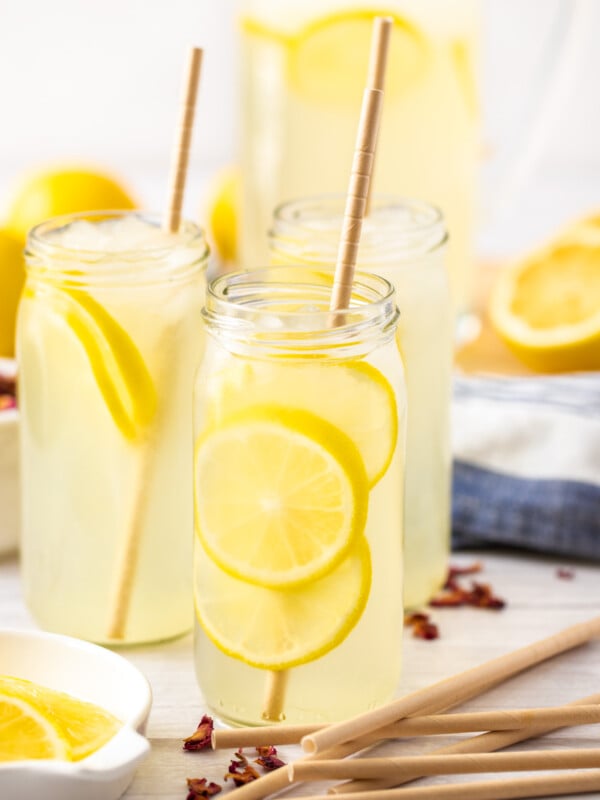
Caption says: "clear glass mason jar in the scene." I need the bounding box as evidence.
[193,267,406,725]
[270,196,452,608]
[18,211,208,644]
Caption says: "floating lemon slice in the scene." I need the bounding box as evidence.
[205,360,397,487]
[24,285,156,439]
[242,10,428,106]
[490,235,600,372]
[0,690,70,762]
[195,406,368,589]
[194,536,371,670]
[0,676,120,761]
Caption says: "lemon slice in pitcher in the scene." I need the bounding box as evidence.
[0,676,120,761]
[194,536,371,670]
[0,690,70,761]
[243,10,429,107]
[195,406,368,589]
[24,285,156,439]
[205,360,398,487]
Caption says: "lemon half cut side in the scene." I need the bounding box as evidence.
[194,536,372,671]
[195,405,369,590]
[490,238,600,372]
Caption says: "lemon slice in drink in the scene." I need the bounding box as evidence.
[195,406,369,589]
[194,536,371,670]
[489,235,600,372]
[205,360,397,487]
[0,690,70,761]
[24,285,156,439]
[0,676,120,761]
[243,10,428,107]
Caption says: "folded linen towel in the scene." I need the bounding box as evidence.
[452,372,600,560]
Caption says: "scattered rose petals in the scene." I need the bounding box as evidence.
[254,745,286,771]
[556,567,575,580]
[224,750,260,786]
[431,563,505,611]
[183,715,214,751]
[405,612,439,640]
[186,778,222,800]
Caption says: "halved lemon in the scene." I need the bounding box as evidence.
[195,406,369,589]
[204,360,397,487]
[243,10,428,106]
[23,285,156,439]
[0,676,120,761]
[0,691,70,762]
[490,237,600,372]
[194,536,371,670]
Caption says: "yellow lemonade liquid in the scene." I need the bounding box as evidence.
[239,0,479,316]
[18,213,207,644]
[193,269,405,725]
[270,197,452,608]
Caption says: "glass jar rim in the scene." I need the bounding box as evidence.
[270,193,447,263]
[203,266,399,358]
[25,210,209,287]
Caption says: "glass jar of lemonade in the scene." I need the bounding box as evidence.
[193,267,405,725]
[239,0,478,318]
[18,211,208,644]
[270,196,451,608]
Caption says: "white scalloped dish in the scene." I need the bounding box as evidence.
[0,629,152,800]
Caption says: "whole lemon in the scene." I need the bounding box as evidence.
[6,166,136,241]
[0,229,25,357]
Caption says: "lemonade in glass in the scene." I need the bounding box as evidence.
[239,0,479,317]
[18,212,208,644]
[270,196,452,608]
[193,267,405,724]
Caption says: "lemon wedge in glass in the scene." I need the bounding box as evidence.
[194,536,371,670]
[195,406,369,589]
[24,285,156,439]
[204,360,397,487]
[490,231,600,372]
[0,676,120,762]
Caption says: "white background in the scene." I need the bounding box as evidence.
[0,0,598,257]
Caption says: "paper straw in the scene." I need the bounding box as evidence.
[302,616,600,754]
[364,16,392,216]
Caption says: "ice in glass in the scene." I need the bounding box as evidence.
[270,197,452,607]
[18,212,208,644]
[193,268,405,724]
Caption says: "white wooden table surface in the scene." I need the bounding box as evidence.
[1,549,599,800]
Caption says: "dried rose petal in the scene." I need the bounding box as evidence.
[557,567,575,580]
[254,745,286,771]
[444,562,482,589]
[404,612,430,625]
[0,395,16,411]
[183,715,214,751]
[186,778,222,800]
[225,751,260,786]
[430,589,466,608]
[466,581,505,610]
[405,611,440,640]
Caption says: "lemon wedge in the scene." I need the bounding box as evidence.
[206,167,239,265]
[243,9,428,106]
[0,676,120,762]
[0,691,70,762]
[194,536,371,670]
[24,285,156,439]
[195,406,368,589]
[490,235,600,372]
[205,360,397,487]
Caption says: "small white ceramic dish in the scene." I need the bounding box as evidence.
[0,357,19,556]
[0,629,152,800]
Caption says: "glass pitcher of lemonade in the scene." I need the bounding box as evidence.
[239,0,478,318]
[270,196,451,608]
[18,212,208,644]
[193,267,405,725]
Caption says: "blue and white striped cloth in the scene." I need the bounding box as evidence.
[451,373,600,560]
